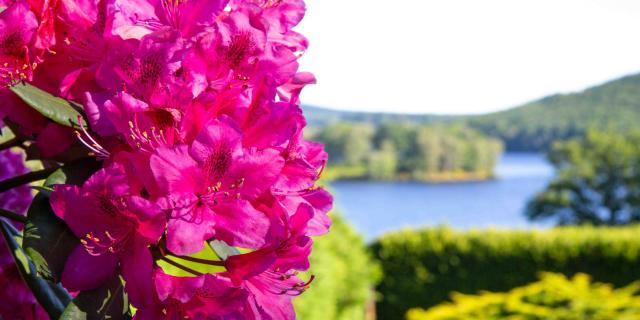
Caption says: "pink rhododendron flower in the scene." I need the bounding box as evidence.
[0,0,38,86]
[149,269,249,319]
[111,0,228,39]
[150,118,281,255]
[51,164,166,308]
[1,0,331,317]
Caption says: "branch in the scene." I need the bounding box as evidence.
[0,138,23,151]
[168,253,226,266]
[0,167,59,193]
[159,256,203,276]
[0,208,27,223]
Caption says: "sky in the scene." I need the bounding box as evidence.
[296,0,640,115]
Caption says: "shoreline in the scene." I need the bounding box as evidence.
[325,169,496,183]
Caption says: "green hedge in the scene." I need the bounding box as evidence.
[407,272,640,320]
[370,226,640,319]
[294,214,381,320]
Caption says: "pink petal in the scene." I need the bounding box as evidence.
[166,205,216,255]
[121,240,157,308]
[150,146,201,195]
[226,148,284,199]
[61,246,118,292]
[212,200,269,249]
[155,270,205,303]
[35,123,74,158]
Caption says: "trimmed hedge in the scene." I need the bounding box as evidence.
[370,226,640,319]
[407,272,640,320]
[294,214,381,320]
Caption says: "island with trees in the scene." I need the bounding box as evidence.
[308,122,503,182]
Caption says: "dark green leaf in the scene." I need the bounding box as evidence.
[60,275,131,320]
[22,193,77,282]
[23,159,101,282]
[10,82,86,129]
[208,239,240,260]
[0,219,71,319]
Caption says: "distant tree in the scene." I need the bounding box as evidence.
[367,140,398,180]
[526,129,640,225]
[412,126,442,175]
[315,123,374,166]
[311,121,503,181]
[439,133,464,172]
[343,124,374,166]
[373,122,415,171]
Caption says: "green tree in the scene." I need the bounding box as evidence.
[366,140,398,180]
[526,129,640,225]
[314,123,374,166]
[412,126,442,176]
[373,122,415,171]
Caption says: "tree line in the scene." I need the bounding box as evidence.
[308,122,503,181]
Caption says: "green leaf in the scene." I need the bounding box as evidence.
[10,82,86,129]
[60,275,132,320]
[23,159,101,282]
[22,192,78,282]
[0,219,71,319]
[208,239,241,260]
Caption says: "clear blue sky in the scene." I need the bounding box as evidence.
[297,0,640,115]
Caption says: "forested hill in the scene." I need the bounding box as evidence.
[465,73,640,151]
[303,73,640,151]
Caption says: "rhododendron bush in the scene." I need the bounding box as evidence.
[0,0,331,318]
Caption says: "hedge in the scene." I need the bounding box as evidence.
[370,226,640,319]
[294,214,381,320]
[407,272,640,320]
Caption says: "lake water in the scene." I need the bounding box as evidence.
[330,153,555,241]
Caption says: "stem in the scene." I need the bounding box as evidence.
[0,167,59,194]
[0,208,27,223]
[159,256,203,276]
[0,138,23,151]
[168,254,226,267]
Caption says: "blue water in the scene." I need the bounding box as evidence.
[330,153,555,240]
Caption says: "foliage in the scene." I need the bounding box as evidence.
[314,122,375,166]
[295,214,381,320]
[407,272,640,320]
[10,83,85,128]
[370,226,640,319]
[367,140,398,180]
[311,122,503,181]
[526,129,640,225]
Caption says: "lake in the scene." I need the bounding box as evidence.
[330,153,555,241]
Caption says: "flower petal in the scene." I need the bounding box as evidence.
[61,246,118,292]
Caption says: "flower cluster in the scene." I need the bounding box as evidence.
[0,0,331,318]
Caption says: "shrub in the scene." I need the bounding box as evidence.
[406,272,640,320]
[370,226,640,319]
[295,214,381,320]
